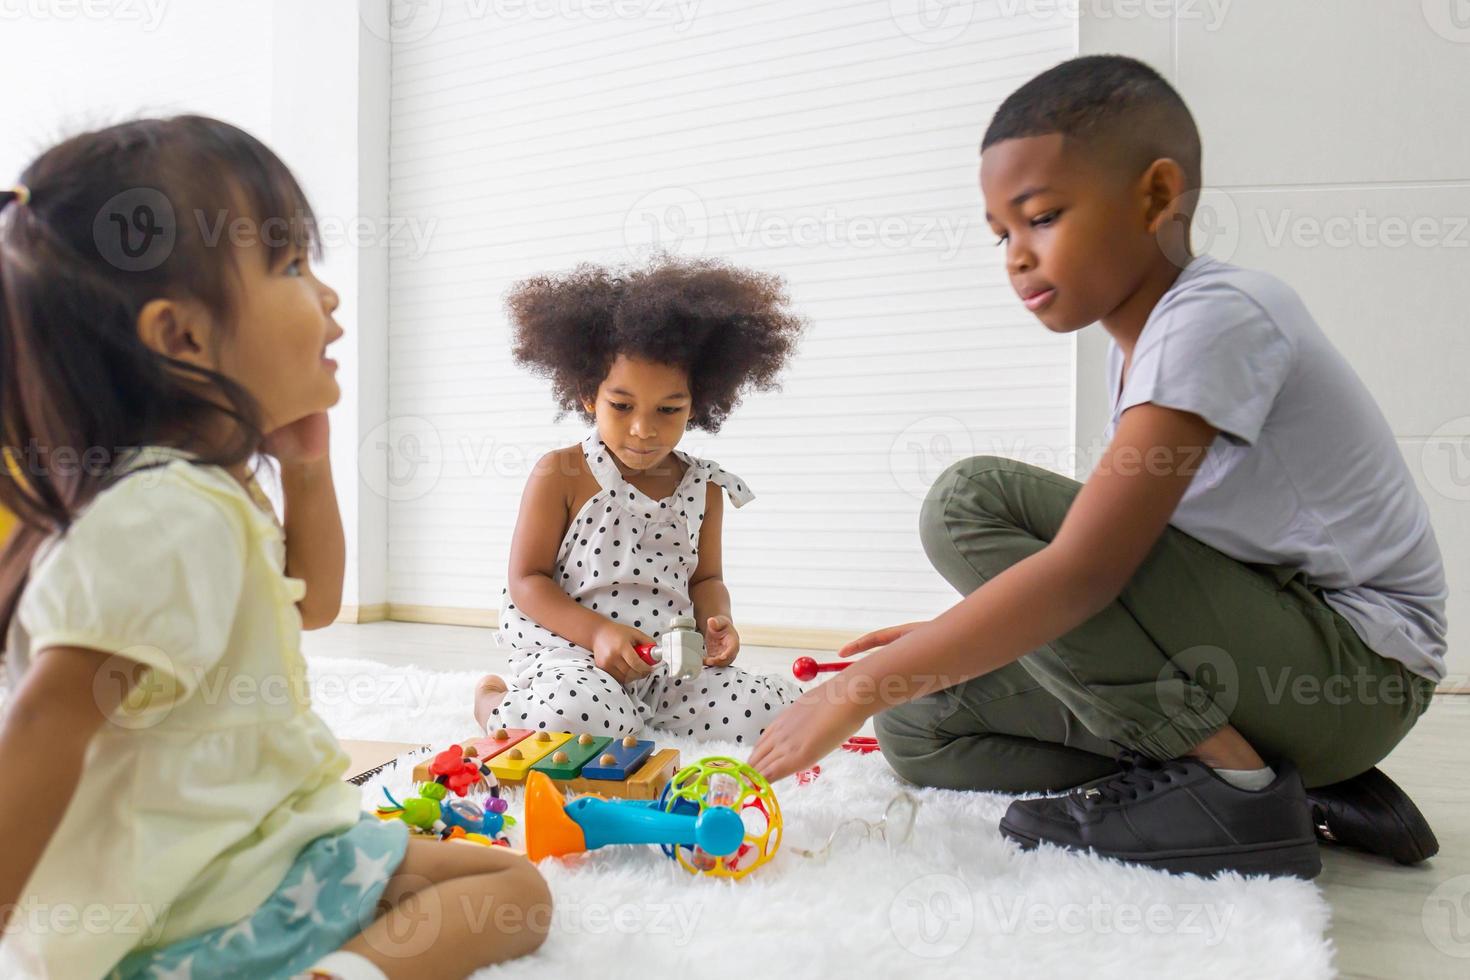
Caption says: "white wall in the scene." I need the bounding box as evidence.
[1077,0,1470,681]
[0,1,389,613]
[271,2,392,614]
[0,4,274,178]
[9,2,1458,665]
[383,0,1081,636]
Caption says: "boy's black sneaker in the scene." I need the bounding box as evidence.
[999,752,1321,879]
[1307,766,1438,865]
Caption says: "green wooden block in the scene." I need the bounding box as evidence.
[531,734,612,779]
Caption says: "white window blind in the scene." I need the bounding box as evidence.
[387,0,1079,635]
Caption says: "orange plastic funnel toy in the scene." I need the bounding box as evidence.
[523,771,588,861]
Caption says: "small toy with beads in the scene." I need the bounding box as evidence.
[377,743,515,846]
[375,784,516,847]
[634,614,704,680]
[430,744,496,795]
[792,655,852,682]
[523,756,782,880]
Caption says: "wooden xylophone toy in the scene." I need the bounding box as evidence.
[412,728,681,800]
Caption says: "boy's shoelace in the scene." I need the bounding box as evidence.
[1077,751,1195,806]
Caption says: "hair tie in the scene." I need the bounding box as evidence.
[3,184,31,208]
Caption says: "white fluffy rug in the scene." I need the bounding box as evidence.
[310,657,1336,980]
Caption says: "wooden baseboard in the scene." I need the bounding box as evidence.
[383,604,500,628]
[335,603,389,624]
[728,624,859,652]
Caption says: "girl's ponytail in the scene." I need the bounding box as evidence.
[0,207,46,661]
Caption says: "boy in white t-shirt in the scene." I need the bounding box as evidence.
[751,56,1443,879]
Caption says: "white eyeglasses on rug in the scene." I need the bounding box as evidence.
[791,792,920,862]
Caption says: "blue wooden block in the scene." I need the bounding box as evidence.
[579,738,655,780]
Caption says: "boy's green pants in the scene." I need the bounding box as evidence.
[874,456,1436,792]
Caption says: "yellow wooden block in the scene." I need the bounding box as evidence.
[489,731,572,780]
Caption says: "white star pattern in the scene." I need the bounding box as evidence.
[213,915,256,950]
[341,845,396,894]
[279,867,326,925]
[149,956,194,980]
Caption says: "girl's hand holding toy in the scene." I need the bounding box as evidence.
[633,615,706,680]
[592,621,657,684]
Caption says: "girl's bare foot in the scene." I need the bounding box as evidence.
[473,674,509,733]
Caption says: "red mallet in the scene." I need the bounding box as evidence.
[792,656,852,682]
[634,643,659,666]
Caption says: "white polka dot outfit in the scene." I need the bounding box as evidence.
[492,433,800,744]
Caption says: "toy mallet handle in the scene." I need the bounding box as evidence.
[792,656,851,682]
[635,643,662,666]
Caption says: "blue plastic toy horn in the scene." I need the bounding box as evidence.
[523,769,746,861]
[564,795,745,856]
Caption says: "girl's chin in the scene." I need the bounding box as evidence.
[318,376,342,407]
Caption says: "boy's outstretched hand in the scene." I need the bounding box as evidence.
[748,684,868,783]
[702,615,740,667]
[751,621,930,780]
[837,620,926,658]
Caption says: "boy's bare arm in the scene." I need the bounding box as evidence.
[840,402,1218,709]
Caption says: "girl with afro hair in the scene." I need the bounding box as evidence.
[474,256,808,744]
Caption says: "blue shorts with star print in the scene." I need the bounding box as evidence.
[110,814,409,980]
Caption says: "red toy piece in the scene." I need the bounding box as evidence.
[429,746,465,777]
[429,745,492,796]
[635,643,658,666]
[797,765,822,785]
[842,736,880,754]
[792,656,852,682]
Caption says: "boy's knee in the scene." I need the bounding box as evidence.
[918,455,1001,579]
[919,455,1014,535]
[873,703,948,785]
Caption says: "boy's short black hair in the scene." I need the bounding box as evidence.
[982,55,1201,190]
